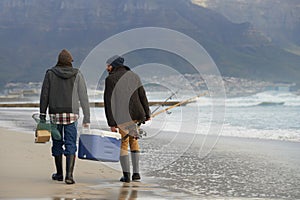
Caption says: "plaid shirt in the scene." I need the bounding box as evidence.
[50,113,79,125]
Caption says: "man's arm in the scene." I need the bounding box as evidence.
[104,77,117,127]
[137,77,150,120]
[40,71,50,119]
[77,72,90,125]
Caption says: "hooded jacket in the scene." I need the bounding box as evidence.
[104,65,150,127]
[40,66,90,124]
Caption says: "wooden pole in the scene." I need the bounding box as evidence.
[0,101,180,108]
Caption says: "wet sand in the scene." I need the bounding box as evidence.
[0,128,299,199]
[145,133,300,199]
[0,128,194,199]
[0,128,117,199]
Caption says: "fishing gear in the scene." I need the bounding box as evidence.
[150,90,178,115]
[32,113,62,141]
[124,91,179,140]
[151,92,207,118]
[123,92,207,140]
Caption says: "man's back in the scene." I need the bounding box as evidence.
[40,49,90,124]
[104,65,150,126]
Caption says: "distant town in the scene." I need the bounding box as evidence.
[0,74,298,102]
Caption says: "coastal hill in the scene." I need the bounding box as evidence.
[1,0,300,88]
[192,0,300,50]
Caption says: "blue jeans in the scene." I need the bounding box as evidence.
[52,122,78,156]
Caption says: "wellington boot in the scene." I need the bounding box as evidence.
[120,155,130,183]
[52,155,63,181]
[65,154,75,184]
[52,173,63,181]
[131,151,141,181]
[132,173,141,181]
[120,172,131,183]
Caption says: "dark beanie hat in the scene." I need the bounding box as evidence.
[58,49,73,64]
[106,55,124,68]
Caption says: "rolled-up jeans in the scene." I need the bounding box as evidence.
[118,122,140,156]
[51,122,78,156]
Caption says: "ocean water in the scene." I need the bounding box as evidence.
[0,90,299,199]
[1,90,299,142]
[144,90,300,142]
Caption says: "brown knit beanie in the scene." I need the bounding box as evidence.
[58,49,73,64]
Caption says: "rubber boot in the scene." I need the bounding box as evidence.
[119,155,130,183]
[65,154,75,184]
[131,151,141,181]
[52,155,63,181]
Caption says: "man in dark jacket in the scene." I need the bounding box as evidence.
[104,55,150,183]
[40,49,90,184]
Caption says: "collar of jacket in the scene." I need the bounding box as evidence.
[56,61,73,67]
[110,65,130,74]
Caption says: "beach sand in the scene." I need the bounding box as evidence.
[145,133,300,199]
[0,128,195,200]
[1,128,300,199]
[0,128,118,199]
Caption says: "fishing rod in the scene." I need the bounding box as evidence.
[151,92,207,118]
[130,90,178,139]
[123,92,208,140]
[150,90,178,115]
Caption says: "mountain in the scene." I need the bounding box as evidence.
[192,0,300,53]
[1,0,300,89]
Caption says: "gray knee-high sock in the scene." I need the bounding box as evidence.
[120,155,130,173]
[131,151,140,174]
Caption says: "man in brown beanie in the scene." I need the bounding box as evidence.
[40,49,90,184]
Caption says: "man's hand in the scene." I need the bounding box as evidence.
[39,114,46,123]
[110,126,118,132]
[82,123,90,128]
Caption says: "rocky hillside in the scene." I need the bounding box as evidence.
[192,0,300,50]
[1,0,300,88]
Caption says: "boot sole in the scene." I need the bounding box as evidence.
[52,174,63,181]
[53,178,63,181]
[65,179,75,184]
[120,179,130,183]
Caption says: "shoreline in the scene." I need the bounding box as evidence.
[0,128,197,199]
[144,132,300,199]
[0,106,299,143]
[1,127,300,199]
[0,128,120,199]
[0,101,181,108]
